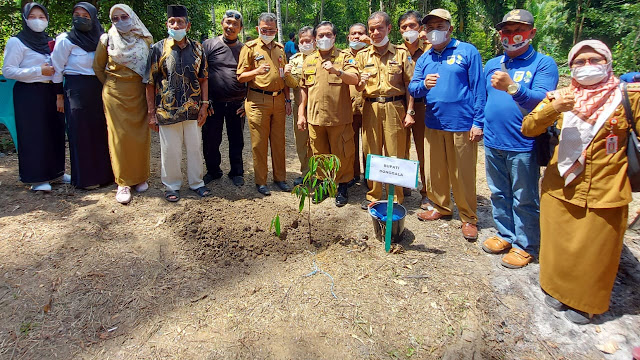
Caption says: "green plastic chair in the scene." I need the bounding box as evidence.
[0,75,18,151]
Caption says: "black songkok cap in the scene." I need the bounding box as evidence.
[167,5,188,19]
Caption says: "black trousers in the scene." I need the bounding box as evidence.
[202,100,245,177]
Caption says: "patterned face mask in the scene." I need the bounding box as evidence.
[500,30,532,52]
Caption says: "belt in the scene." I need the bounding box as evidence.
[414,97,424,103]
[250,87,283,97]
[365,95,405,103]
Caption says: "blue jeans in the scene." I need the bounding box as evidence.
[485,146,540,255]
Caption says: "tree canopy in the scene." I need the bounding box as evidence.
[1,0,638,74]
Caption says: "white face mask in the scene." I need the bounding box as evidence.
[571,64,610,86]
[260,34,275,44]
[371,35,389,47]
[402,30,419,44]
[316,37,334,51]
[26,18,48,33]
[349,41,367,50]
[427,29,448,46]
[299,42,314,55]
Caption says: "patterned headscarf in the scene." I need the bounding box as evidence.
[568,40,620,124]
[106,4,153,77]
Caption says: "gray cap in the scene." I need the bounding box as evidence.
[496,9,534,29]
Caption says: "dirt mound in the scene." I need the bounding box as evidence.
[170,197,358,266]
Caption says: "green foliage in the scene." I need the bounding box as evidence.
[292,154,340,244]
[269,213,281,236]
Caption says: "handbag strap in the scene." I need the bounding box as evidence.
[621,82,635,132]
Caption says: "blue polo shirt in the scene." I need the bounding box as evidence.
[483,45,558,151]
[409,38,486,131]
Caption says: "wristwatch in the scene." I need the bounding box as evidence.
[407,109,416,116]
[285,99,292,103]
[507,83,520,96]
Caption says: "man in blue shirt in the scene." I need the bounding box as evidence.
[409,8,485,241]
[481,9,558,268]
[284,32,297,60]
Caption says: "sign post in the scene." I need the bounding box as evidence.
[365,155,419,252]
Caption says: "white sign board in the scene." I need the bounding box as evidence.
[365,154,419,189]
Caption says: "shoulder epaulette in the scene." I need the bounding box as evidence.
[274,41,284,48]
[627,83,640,92]
[246,39,258,47]
[290,52,303,60]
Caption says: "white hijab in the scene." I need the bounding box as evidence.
[105,4,152,77]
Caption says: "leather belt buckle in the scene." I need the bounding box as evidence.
[376,96,386,103]
[272,91,278,97]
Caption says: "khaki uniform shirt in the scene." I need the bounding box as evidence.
[398,38,431,64]
[237,38,290,92]
[301,48,358,126]
[287,51,304,89]
[355,43,413,98]
[521,86,640,208]
[343,47,365,115]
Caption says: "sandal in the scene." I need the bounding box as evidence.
[192,186,211,197]
[164,190,180,202]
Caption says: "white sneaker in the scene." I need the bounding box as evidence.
[115,186,132,204]
[31,182,52,192]
[134,182,149,193]
[61,174,71,184]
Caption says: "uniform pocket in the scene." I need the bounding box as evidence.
[388,64,402,84]
[304,68,317,86]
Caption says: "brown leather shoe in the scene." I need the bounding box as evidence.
[481,236,511,254]
[501,248,533,269]
[420,196,431,210]
[461,222,478,241]
[417,209,452,221]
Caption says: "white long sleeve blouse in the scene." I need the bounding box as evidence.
[50,33,96,83]
[2,37,53,83]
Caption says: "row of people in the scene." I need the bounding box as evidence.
[3,3,640,325]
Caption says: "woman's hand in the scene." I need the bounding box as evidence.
[40,64,54,76]
[56,94,64,113]
[551,88,575,113]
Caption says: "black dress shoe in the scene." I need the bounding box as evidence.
[231,176,244,186]
[203,170,223,184]
[274,181,291,192]
[256,184,271,196]
[335,192,348,207]
[293,176,304,186]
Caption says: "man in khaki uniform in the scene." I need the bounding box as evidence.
[284,26,314,185]
[356,11,415,208]
[297,21,359,207]
[398,10,431,208]
[344,23,369,186]
[237,12,294,196]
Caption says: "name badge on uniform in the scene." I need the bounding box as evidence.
[255,54,265,61]
[606,118,619,154]
[279,67,284,77]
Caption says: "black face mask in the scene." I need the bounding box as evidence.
[73,16,92,32]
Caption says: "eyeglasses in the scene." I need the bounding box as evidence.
[259,28,277,35]
[572,57,606,67]
[225,11,241,20]
[111,14,129,23]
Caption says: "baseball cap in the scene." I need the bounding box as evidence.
[496,9,534,29]
[421,9,451,24]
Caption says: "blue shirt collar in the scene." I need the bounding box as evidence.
[428,38,459,55]
[502,45,535,62]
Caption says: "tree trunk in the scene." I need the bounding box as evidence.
[276,0,283,44]
[320,0,325,21]
[379,0,384,12]
[573,0,583,45]
[368,0,372,16]
[211,5,216,36]
[285,0,289,27]
[268,0,272,13]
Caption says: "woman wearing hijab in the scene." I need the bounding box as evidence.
[2,2,67,192]
[93,4,153,204]
[522,40,640,324]
[51,2,113,190]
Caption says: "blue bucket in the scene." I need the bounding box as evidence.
[368,201,407,242]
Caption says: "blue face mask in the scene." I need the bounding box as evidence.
[349,41,366,50]
[168,27,187,41]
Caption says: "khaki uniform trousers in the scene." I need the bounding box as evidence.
[362,100,410,204]
[425,128,478,224]
[245,91,287,185]
[292,89,311,174]
[406,102,427,197]
[308,123,355,184]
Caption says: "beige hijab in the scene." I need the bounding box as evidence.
[105,4,152,77]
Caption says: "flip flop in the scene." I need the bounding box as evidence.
[192,186,211,197]
[164,190,180,202]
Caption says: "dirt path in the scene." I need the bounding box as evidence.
[0,117,638,359]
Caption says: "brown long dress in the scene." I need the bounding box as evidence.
[521,87,640,314]
[93,39,151,187]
